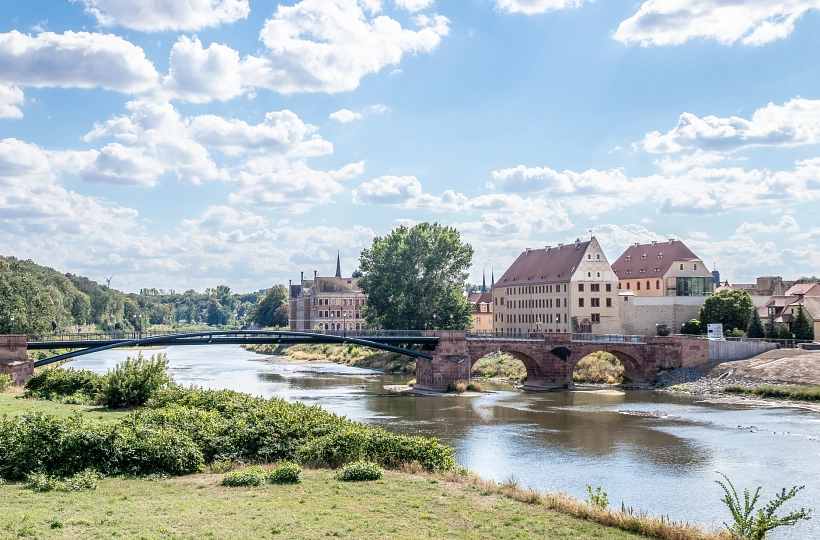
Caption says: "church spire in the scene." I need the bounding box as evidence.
[491,268,494,288]
[482,268,486,292]
[335,250,342,278]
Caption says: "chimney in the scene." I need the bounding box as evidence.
[525,248,531,254]
[545,245,551,250]
[634,242,640,247]
[651,240,657,245]
[314,270,318,279]
[669,238,674,243]
[300,271,304,281]
[557,243,563,248]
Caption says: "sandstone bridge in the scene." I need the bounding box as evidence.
[2,330,708,390]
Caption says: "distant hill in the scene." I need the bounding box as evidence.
[0,256,265,334]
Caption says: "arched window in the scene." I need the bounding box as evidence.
[626,282,631,289]
[637,281,641,290]
[656,280,660,290]
[646,281,650,290]
[680,264,684,270]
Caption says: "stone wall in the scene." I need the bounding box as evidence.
[619,295,706,336]
[0,335,33,385]
[708,340,778,362]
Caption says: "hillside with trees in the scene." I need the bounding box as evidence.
[0,255,281,334]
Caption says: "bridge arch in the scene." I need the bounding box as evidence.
[567,348,644,383]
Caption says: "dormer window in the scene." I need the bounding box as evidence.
[640,254,647,260]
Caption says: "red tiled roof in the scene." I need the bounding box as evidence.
[785,283,820,296]
[468,292,493,304]
[611,239,701,278]
[496,242,589,285]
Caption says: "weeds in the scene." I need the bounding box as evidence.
[222,466,267,487]
[715,472,811,539]
[724,385,820,402]
[0,373,12,392]
[336,461,384,482]
[268,462,302,484]
[446,380,483,393]
[26,469,99,492]
[587,485,609,508]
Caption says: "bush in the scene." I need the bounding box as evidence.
[222,466,267,487]
[466,381,483,392]
[100,353,173,408]
[447,381,468,392]
[681,319,701,335]
[0,374,12,392]
[26,469,99,492]
[24,368,103,401]
[336,461,383,482]
[268,462,302,484]
[573,352,624,384]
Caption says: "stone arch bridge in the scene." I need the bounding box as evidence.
[415,331,708,391]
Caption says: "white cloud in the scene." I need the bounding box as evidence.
[367,103,389,114]
[81,99,227,184]
[329,109,363,123]
[395,0,433,12]
[189,110,332,157]
[76,0,250,32]
[589,223,668,253]
[736,215,800,234]
[230,157,365,213]
[614,0,820,47]
[55,143,165,186]
[652,151,726,174]
[642,98,820,154]
[162,36,245,103]
[352,175,468,211]
[0,31,158,93]
[455,195,573,237]
[494,0,584,15]
[248,0,449,93]
[0,84,24,119]
[181,205,267,231]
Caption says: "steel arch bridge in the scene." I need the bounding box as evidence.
[26,330,438,368]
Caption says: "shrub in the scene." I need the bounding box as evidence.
[25,472,61,492]
[100,353,173,408]
[25,470,98,492]
[465,381,483,392]
[210,459,239,473]
[222,466,267,487]
[268,462,302,484]
[407,378,416,387]
[587,485,609,508]
[62,469,99,491]
[0,374,12,392]
[336,461,383,482]
[681,319,701,335]
[24,368,103,401]
[447,381,468,392]
[573,352,624,384]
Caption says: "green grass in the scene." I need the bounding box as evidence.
[724,385,820,402]
[0,469,645,540]
[0,392,128,422]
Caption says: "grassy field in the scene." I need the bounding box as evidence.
[0,468,648,540]
[724,384,820,402]
[0,391,128,422]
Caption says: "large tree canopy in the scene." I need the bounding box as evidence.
[251,285,289,328]
[0,262,56,334]
[699,289,755,333]
[358,223,473,330]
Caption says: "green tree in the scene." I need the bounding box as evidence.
[681,319,701,335]
[792,305,814,341]
[747,309,766,338]
[358,223,473,330]
[766,311,777,339]
[251,285,289,327]
[776,323,792,340]
[206,299,231,326]
[699,289,755,334]
[0,263,56,334]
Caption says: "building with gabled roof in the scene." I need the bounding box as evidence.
[611,239,714,297]
[468,291,493,333]
[492,237,620,334]
[785,282,820,297]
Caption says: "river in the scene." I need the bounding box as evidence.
[64,344,819,538]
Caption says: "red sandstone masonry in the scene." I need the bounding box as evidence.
[0,335,33,385]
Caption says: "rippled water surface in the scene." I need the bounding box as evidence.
[66,345,820,538]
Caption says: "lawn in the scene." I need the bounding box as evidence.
[0,391,128,422]
[0,469,645,540]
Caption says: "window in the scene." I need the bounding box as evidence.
[578,298,584,307]
[637,281,641,290]
[675,277,715,297]
[624,296,628,302]
[591,284,600,292]
[680,264,684,270]
[476,317,481,324]
[578,284,584,292]
[646,281,650,290]
[627,282,631,289]
[591,298,600,307]
[606,298,612,307]
[596,254,600,260]
[656,280,660,290]
[606,284,611,292]
[591,313,600,323]
[588,254,591,259]
[694,264,698,270]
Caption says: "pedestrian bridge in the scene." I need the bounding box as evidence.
[2,330,710,389]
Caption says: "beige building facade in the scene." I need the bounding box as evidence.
[612,239,714,297]
[492,238,620,334]
[289,261,368,331]
[468,292,493,333]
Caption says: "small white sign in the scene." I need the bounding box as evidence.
[707,323,723,340]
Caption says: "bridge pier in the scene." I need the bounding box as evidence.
[414,331,471,392]
[0,335,33,385]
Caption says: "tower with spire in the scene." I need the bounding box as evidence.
[335,250,342,278]
[481,268,486,293]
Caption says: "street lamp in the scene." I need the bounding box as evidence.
[9,315,14,334]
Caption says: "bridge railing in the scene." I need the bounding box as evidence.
[465,331,544,340]
[570,333,644,343]
[26,328,433,343]
[289,329,426,338]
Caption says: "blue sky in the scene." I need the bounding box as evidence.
[1,0,819,293]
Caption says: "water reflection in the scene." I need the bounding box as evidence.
[64,345,818,539]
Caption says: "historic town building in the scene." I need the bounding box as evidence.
[613,239,714,335]
[288,253,367,332]
[492,238,621,334]
[468,291,493,333]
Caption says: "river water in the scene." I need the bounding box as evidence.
[65,345,820,538]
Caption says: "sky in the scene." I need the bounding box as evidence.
[1,0,820,293]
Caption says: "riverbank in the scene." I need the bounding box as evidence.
[243,343,416,373]
[0,391,727,540]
